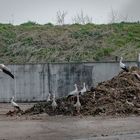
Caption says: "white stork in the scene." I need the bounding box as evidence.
[74,94,81,114]
[51,94,57,111]
[0,64,14,79]
[10,96,21,111]
[67,84,78,100]
[47,93,51,102]
[119,57,129,72]
[79,82,87,95]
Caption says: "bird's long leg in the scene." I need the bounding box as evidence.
[13,107,17,114]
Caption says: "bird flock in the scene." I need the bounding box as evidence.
[0,56,136,115]
[45,56,136,115]
[47,82,88,115]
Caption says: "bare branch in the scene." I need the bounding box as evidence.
[72,10,92,24]
[109,8,130,23]
[109,8,119,23]
[56,10,67,25]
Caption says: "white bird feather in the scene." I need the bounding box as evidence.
[68,84,78,96]
[74,94,81,114]
[80,82,87,95]
[47,93,51,102]
[11,96,20,110]
[51,94,57,110]
[119,57,129,72]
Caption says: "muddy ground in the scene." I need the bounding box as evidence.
[0,103,139,140]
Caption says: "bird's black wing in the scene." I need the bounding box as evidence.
[2,69,14,79]
[67,94,74,100]
[121,66,129,72]
[15,106,21,111]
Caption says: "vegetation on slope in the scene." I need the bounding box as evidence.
[0,22,140,64]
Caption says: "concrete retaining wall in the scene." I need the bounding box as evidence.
[0,62,137,102]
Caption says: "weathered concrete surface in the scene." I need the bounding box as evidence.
[0,62,137,102]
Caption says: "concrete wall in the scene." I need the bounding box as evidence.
[0,62,137,102]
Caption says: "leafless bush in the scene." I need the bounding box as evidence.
[109,8,129,23]
[56,10,67,25]
[72,10,92,24]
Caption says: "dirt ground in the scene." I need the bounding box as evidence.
[0,103,140,140]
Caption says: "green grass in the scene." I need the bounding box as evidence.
[0,22,140,64]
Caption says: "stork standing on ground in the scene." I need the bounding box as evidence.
[74,94,81,115]
[51,94,57,111]
[47,93,51,102]
[119,57,129,72]
[79,82,87,95]
[67,84,78,100]
[10,96,21,111]
[0,64,14,79]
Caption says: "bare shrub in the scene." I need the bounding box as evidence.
[56,10,67,25]
[72,10,92,24]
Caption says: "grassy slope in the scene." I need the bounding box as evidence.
[0,22,140,64]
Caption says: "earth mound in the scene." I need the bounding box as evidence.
[23,66,140,116]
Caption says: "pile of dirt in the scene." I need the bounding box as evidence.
[6,109,24,116]
[23,66,140,116]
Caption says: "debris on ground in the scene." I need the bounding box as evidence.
[6,109,24,116]
[22,66,140,116]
